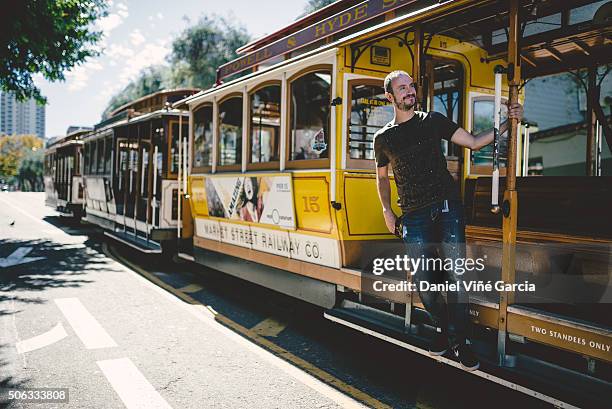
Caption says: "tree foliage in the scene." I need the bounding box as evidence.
[299,0,338,18]
[102,65,171,118]
[102,15,249,118]
[169,15,250,89]
[0,0,108,104]
[18,149,44,192]
[0,135,44,188]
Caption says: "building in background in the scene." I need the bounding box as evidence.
[0,91,45,138]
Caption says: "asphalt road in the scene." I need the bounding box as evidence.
[0,192,550,409]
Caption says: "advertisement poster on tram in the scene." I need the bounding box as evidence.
[205,175,295,229]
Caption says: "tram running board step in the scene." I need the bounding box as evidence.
[324,300,611,409]
[104,230,162,254]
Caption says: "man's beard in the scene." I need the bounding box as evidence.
[394,96,416,111]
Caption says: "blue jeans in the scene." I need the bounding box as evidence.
[402,199,469,345]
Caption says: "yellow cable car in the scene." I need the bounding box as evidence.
[174,1,611,406]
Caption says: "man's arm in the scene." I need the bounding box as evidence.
[450,102,523,150]
[376,164,397,234]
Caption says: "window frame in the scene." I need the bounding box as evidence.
[167,119,189,179]
[247,80,282,171]
[285,64,333,170]
[469,94,509,176]
[216,92,244,172]
[191,102,214,174]
[345,78,393,170]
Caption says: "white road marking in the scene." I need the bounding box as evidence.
[97,358,173,409]
[54,298,117,349]
[117,258,367,409]
[16,323,67,354]
[0,247,45,268]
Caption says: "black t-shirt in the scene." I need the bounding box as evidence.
[374,111,460,213]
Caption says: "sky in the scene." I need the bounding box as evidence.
[35,0,308,138]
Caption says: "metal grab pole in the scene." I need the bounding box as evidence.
[491,65,505,214]
[178,120,182,239]
[183,138,188,194]
[522,124,530,176]
[152,145,158,228]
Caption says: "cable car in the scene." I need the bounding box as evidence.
[174,0,612,406]
[44,127,90,220]
[81,89,198,253]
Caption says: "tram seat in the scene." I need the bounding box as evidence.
[464,176,612,241]
[462,176,612,311]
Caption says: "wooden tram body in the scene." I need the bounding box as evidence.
[81,89,198,252]
[173,0,612,406]
[44,128,90,219]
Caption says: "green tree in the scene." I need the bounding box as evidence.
[102,65,171,118]
[299,0,338,18]
[0,135,44,188]
[169,15,250,89]
[102,15,250,118]
[18,148,44,192]
[0,0,108,104]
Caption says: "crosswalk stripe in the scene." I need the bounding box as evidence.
[55,298,117,349]
[97,358,172,409]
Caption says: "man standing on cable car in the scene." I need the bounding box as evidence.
[374,70,523,371]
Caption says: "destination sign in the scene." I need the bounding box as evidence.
[217,0,416,80]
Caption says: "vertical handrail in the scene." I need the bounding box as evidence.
[498,0,521,367]
[491,66,503,214]
[242,85,248,173]
[522,124,530,176]
[280,73,288,172]
[153,145,158,228]
[330,52,337,204]
[595,120,602,176]
[212,98,219,173]
[178,115,183,239]
[133,126,141,240]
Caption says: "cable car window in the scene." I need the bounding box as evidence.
[349,83,393,160]
[523,68,611,176]
[290,71,331,161]
[219,96,243,166]
[250,85,281,163]
[96,139,105,174]
[170,124,179,174]
[104,136,112,174]
[84,143,90,175]
[569,1,608,25]
[90,141,98,174]
[170,122,189,174]
[193,105,213,169]
[471,97,508,169]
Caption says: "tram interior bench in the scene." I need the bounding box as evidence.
[463,176,612,326]
[464,176,612,240]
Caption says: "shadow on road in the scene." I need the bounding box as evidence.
[42,215,95,236]
[0,237,120,312]
[0,343,29,408]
